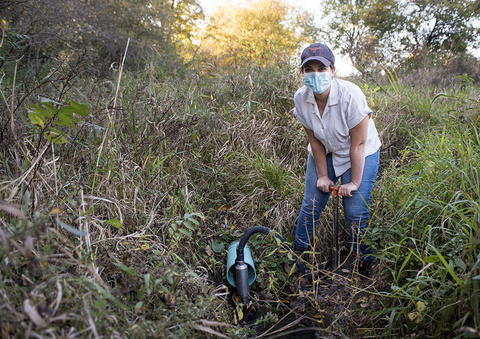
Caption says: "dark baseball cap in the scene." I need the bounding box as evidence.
[300,43,335,68]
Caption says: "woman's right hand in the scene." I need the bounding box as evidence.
[316,176,334,193]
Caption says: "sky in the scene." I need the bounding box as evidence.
[197,0,358,76]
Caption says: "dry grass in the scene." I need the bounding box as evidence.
[1,55,478,337]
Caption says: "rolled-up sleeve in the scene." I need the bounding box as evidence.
[293,90,311,130]
[345,86,372,130]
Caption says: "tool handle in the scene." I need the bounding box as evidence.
[329,185,338,197]
[329,185,339,269]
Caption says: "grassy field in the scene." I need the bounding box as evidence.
[1,57,479,338]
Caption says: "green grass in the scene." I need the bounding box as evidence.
[368,76,480,337]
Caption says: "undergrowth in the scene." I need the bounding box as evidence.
[0,53,479,338]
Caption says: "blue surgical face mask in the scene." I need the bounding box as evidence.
[303,72,331,94]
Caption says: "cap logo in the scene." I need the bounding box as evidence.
[309,47,321,54]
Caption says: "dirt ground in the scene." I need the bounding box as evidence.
[235,250,383,338]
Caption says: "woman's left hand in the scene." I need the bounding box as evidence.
[339,182,359,197]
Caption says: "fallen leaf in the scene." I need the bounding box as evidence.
[48,208,63,215]
[211,240,226,253]
[236,307,243,321]
[205,245,213,256]
[407,312,417,321]
[356,297,367,304]
[407,311,423,324]
[416,301,426,313]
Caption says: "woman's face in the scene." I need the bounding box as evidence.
[303,60,335,76]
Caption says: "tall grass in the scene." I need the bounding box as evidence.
[0,56,307,337]
[367,76,480,338]
[0,52,479,337]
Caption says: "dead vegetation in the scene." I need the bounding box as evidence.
[1,54,479,338]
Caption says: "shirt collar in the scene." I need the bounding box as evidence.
[327,78,339,107]
[306,88,316,105]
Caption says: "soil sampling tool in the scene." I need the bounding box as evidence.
[226,226,321,305]
[329,186,340,270]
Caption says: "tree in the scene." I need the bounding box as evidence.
[323,0,402,76]
[198,0,316,67]
[403,0,479,61]
[2,0,204,76]
[323,0,480,75]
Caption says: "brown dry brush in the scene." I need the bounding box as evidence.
[0,63,231,337]
[0,53,319,337]
[0,51,442,337]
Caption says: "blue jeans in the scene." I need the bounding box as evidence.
[294,150,380,261]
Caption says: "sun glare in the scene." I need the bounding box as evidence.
[198,0,357,76]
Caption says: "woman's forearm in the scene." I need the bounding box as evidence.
[349,144,366,188]
[348,115,369,188]
[304,127,328,177]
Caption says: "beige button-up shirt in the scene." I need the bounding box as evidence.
[293,78,381,176]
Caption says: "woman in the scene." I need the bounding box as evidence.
[293,43,381,268]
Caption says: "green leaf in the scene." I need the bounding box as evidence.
[423,255,440,263]
[59,106,85,121]
[45,128,68,144]
[265,247,278,257]
[81,209,94,216]
[178,228,192,237]
[430,246,464,287]
[106,219,123,229]
[54,114,74,128]
[454,258,466,271]
[288,263,296,277]
[42,101,58,115]
[28,112,45,128]
[114,262,134,275]
[187,217,200,226]
[183,220,194,230]
[211,240,226,253]
[187,212,205,220]
[67,101,91,117]
[30,105,53,119]
[144,273,151,292]
[135,301,143,313]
